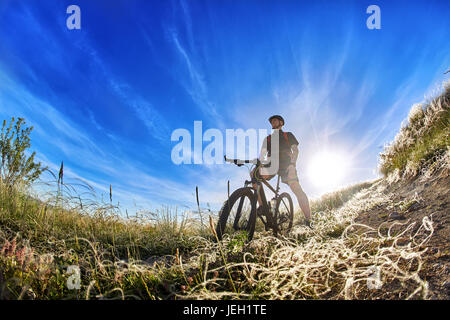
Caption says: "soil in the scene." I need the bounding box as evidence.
[354,167,450,299]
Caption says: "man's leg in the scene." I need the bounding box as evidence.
[287,181,312,222]
[283,166,312,223]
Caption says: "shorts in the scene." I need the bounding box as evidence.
[258,165,299,184]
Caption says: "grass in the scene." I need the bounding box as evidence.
[0,172,435,299]
[0,179,201,299]
[181,180,433,300]
[310,180,379,214]
[379,81,449,177]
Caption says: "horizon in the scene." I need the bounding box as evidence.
[1,0,449,215]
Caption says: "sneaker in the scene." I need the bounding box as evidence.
[304,219,312,228]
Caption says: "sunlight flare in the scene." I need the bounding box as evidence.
[307,150,351,191]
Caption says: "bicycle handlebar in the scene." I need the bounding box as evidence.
[224,156,271,167]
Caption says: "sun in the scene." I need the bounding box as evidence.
[307,151,351,191]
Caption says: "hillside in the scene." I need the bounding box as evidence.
[0,83,448,300]
[354,160,449,299]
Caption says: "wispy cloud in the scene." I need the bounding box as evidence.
[170,30,221,122]
[70,37,172,145]
[1,65,238,212]
[108,77,171,144]
[163,2,224,127]
[0,71,104,157]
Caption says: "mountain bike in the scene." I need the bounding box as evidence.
[215,156,294,242]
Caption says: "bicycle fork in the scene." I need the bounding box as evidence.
[231,180,257,230]
[232,195,246,230]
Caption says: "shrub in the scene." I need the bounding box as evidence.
[0,117,45,187]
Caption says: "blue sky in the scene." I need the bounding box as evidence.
[0,0,449,214]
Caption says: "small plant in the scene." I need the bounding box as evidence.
[0,117,46,187]
[227,231,248,252]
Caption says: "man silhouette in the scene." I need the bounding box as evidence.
[251,115,312,227]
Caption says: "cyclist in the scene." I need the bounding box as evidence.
[251,115,312,227]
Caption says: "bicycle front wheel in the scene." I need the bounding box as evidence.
[215,187,257,241]
[274,192,294,237]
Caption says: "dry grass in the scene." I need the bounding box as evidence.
[177,178,434,300]
[0,176,200,299]
[0,168,436,300]
[310,180,379,214]
[379,80,450,177]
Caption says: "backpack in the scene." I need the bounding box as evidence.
[266,131,290,156]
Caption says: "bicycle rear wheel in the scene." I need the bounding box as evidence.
[274,192,294,237]
[215,187,257,241]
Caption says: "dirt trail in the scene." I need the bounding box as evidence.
[354,167,450,299]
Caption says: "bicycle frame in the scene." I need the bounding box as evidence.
[243,162,282,228]
[222,156,294,239]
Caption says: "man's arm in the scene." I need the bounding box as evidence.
[290,144,299,165]
[260,136,268,161]
[288,132,299,165]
